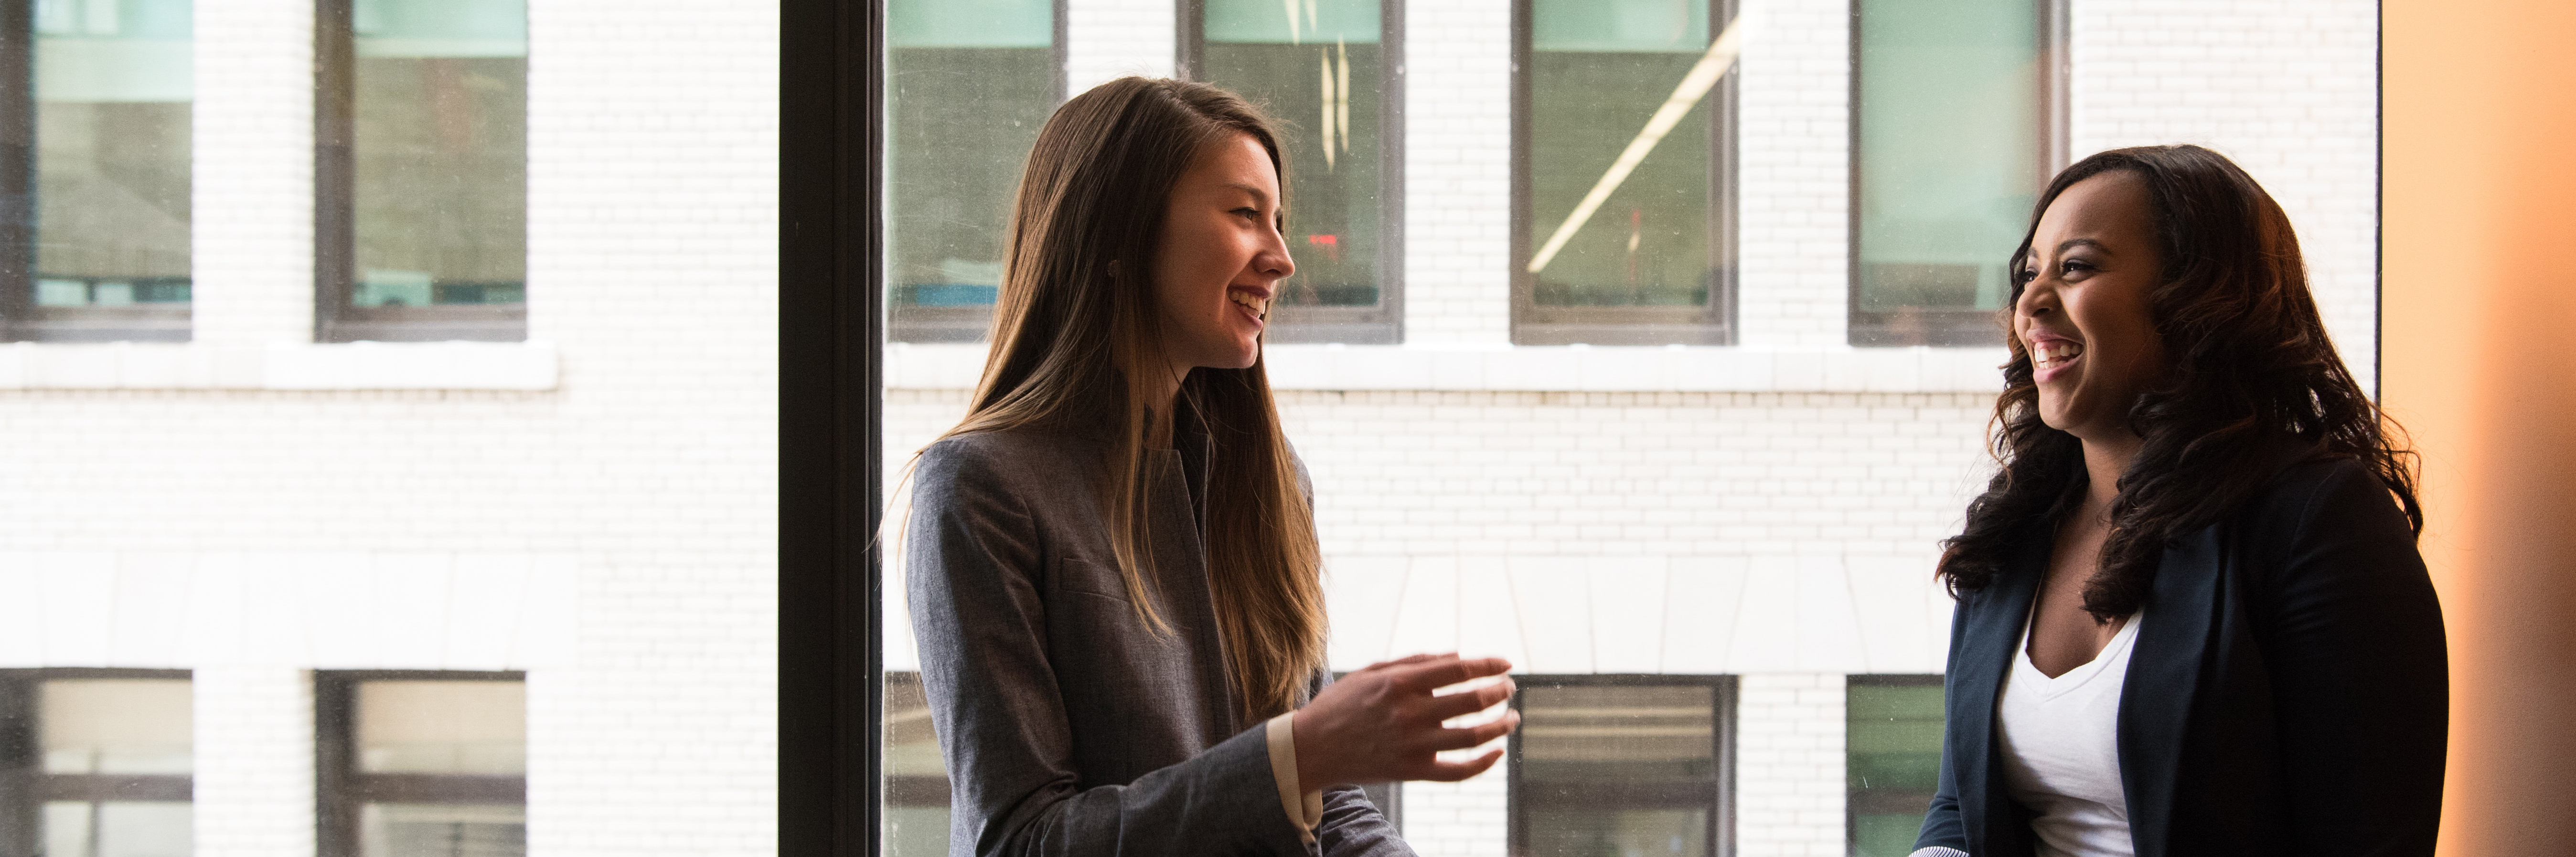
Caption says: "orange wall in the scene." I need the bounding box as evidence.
[2382,1,2576,854]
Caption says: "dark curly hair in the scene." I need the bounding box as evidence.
[1935,145,2420,621]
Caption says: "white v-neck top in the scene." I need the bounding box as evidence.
[1994,606,2145,857]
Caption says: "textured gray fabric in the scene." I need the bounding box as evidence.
[907,426,1411,857]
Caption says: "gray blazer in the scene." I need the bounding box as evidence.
[907,425,1410,857]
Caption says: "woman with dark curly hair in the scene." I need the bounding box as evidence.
[1909,145,2447,857]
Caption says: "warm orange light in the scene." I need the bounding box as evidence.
[2383,2,2576,854]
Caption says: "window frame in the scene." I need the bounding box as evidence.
[0,668,196,856]
[1844,0,2068,347]
[0,3,193,343]
[778,0,886,849]
[1505,673,1739,857]
[1177,0,1407,345]
[1510,0,1740,347]
[881,0,1069,345]
[312,0,530,344]
[314,669,528,857]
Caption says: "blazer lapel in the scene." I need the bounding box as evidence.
[1954,540,2044,857]
[2117,528,2221,857]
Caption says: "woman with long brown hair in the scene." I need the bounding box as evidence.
[905,77,1518,855]
[1910,145,2447,857]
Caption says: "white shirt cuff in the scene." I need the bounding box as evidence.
[1909,848,1971,857]
[1265,712,1324,843]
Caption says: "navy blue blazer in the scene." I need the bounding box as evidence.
[1914,457,2448,857]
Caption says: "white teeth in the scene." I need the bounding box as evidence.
[1230,292,1267,319]
[2032,341,2084,367]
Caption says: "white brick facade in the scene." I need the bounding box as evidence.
[0,1,2378,856]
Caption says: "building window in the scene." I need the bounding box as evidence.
[884,0,1063,343]
[1848,675,1944,857]
[1513,0,1738,346]
[883,671,951,856]
[1,0,194,342]
[0,669,194,857]
[1180,0,1403,344]
[317,672,526,857]
[1849,0,2064,346]
[1509,675,1736,857]
[315,0,528,343]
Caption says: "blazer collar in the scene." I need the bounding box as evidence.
[1953,533,2049,857]
[2117,526,2223,857]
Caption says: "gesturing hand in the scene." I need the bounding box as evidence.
[1290,654,1520,788]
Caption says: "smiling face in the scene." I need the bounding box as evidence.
[1148,131,1295,375]
[2013,171,2169,443]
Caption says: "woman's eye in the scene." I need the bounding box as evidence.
[2014,268,2037,284]
[2060,259,2094,275]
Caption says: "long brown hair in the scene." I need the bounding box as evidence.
[1936,145,2419,621]
[935,77,1325,721]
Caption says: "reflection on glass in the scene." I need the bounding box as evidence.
[1515,682,1723,856]
[42,802,194,857]
[25,0,192,340]
[1198,0,1382,310]
[362,804,526,857]
[883,671,951,856]
[1526,0,1716,309]
[1852,0,2041,345]
[1848,678,1945,857]
[9,677,196,857]
[886,0,1055,340]
[353,679,527,857]
[351,0,526,309]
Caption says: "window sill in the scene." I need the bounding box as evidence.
[887,342,2010,393]
[0,341,560,391]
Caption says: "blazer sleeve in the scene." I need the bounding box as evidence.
[2258,462,2448,857]
[906,442,1310,857]
[1913,596,1973,853]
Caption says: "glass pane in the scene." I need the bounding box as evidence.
[351,0,526,308]
[883,671,951,857]
[886,0,1054,331]
[1526,0,1714,309]
[1517,683,1718,856]
[30,0,193,334]
[41,678,192,775]
[1199,0,1383,309]
[361,803,525,857]
[1847,680,1945,857]
[42,801,194,857]
[355,680,527,774]
[1853,0,2040,343]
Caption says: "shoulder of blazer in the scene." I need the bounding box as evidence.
[2221,455,2399,576]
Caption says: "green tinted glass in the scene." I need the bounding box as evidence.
[886,0,1054,336]
[1848,680,1946,857]
[350,0,527,308]
[1199,0,1382,310]
[1526,0,1718,309]
[1854,0,2043,344]
[32,0,194,319]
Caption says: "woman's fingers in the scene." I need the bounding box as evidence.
[1360,652,1447,673]
[1390,656,1513,693]
[1414,709,1521,751]
[1419,677,1515,720]
[1412,748,1505,782]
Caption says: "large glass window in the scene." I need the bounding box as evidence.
[0,671,194,857]
[1514,0,1737,345]
[1182,0,1401,344]
[1849,0,2061,346]
[316,0,527,342]
[882,671,951,857]
[883,0,1061,343]
[2,0,193,342]
[318,673,527,857]
[1847,676,1945,857]
[1510,677,1735,857]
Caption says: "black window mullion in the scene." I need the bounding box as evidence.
[779,0,885,851]
[0,0,31,342]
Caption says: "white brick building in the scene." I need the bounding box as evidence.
[0,0,2375,856]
